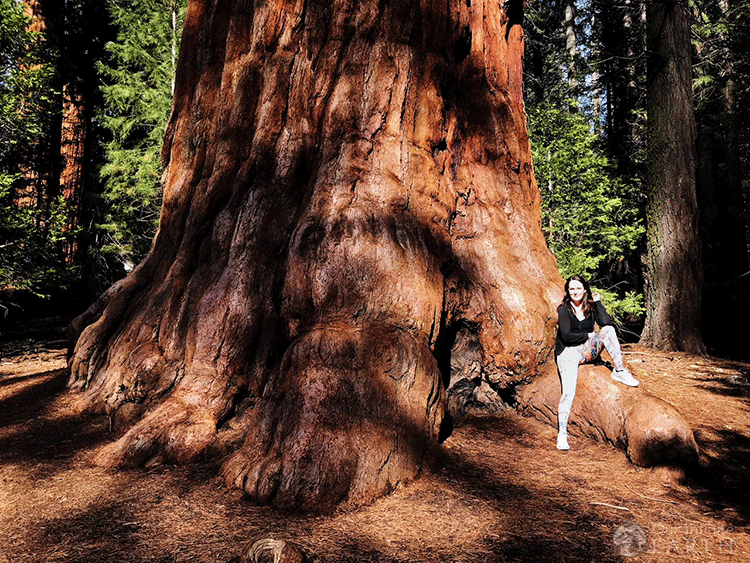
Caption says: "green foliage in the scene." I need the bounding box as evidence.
[96,0,187,268]
[1,0,54,162]
[1,0,75,297]
[0,174,79,296]
[523,0,575,108]
[593,287,644,329]
[528,102,645,318]
[523,1,648,328]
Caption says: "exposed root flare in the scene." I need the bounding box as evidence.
[517,360,699,468]
[92,402,219,469]
[218,325,444,513]
[66,0,562,514]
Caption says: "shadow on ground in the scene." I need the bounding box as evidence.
[0,369,111,475]
[691,426,750,528]
[2,336,749,563]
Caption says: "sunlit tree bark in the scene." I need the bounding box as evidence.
[59,80,87,263]
[68,0,562,513]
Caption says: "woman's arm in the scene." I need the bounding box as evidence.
[593,300,614,327]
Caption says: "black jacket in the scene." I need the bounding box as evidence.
[555,301,614,356]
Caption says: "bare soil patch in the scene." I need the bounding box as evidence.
[1,326,749,562]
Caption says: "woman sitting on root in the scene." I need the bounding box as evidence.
[555,275,639,451]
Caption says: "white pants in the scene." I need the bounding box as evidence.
[556,325,622,432]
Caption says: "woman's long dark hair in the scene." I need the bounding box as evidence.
[561,275,595,316]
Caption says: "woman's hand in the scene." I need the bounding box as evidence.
[592,292,601,302]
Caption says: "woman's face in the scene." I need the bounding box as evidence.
[568,280,586,304]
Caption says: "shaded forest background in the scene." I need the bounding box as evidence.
[1,0,749,358]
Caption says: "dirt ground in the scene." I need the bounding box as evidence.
[1,323,749,563]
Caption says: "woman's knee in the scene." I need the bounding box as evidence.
[600,325,616,338]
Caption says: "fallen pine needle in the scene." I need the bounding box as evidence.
[590,502,629,511]
[625,485,679,505]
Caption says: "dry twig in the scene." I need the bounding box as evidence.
[589,502,629,511]
[625,485,679,505]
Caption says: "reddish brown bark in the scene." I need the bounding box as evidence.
[16,0,85,262]
[68,0,562,513]
[59,81,87,263]
[13,0,52,213]
[23,0,46,32]
[518,362,699,468]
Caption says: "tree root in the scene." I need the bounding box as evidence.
[220,325,444,514]
[517,360,699,468]
[92,401,220,469]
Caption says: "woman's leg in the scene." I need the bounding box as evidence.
[580,325,639,386]
[578,325,623,365]
[579,330,606,364]
[595,325,623,367]
[556,345,582,450]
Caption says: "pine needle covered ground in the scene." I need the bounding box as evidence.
[1,322,748,563]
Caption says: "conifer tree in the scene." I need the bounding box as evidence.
[0,0,68,296]
[528,103,645,322]
[524,0,646,323]
[641,0,704,353]
[97,0,187,271]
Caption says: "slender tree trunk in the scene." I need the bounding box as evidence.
[16,0,45,212]
[564,0,578,99]
[717,75,747,273]
[591,70,601,132]
[68,0,562,513]
[597,0,645,171]
[59,80,87,263]
[590,10,601,132]
[170,0,179,96]
[641,0,704,353]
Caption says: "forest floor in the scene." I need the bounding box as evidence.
[1,320,749,563]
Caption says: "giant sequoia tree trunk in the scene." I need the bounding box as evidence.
[68,0,562,513]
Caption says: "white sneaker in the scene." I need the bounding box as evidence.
[557,431,570,450]
[612,367,639,387]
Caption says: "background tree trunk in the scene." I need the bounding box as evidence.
[564,0,579,98]
[68,0,562,513]
[641,0,704,353]
[13,0,103,268]
[55,0,107,267]
[59,80,87,263]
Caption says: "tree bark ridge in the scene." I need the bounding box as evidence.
[68,0,562,512]
[641,0,704,353]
